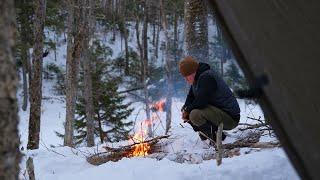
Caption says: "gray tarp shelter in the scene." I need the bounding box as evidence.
[208,1,320,179]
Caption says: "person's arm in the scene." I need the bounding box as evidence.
[182,87,194,111]
[184,75,217,113]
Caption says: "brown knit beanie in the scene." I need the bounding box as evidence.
[179,56,199,77]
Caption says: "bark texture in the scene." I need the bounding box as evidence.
[0,0,21,179]
[27,0,46,150]
[64,0,86,146]
[160,0,173,134]
[83,0,95,147]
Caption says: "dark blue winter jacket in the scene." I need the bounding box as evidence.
[183,63,240,121]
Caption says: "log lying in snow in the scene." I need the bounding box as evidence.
[87,135,170,166]
[222,140,280,150]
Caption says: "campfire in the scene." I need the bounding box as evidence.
[130,129,151,157]
[129,99,166,157]
[87,99,170,165]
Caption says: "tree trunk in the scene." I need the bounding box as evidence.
[26,157,35,180]
[135,3,152,137]
[135,18,144,83]
[21,45,29,111]
[142,1,152,137]
[64,0,83,147]
[0,0,21,178]
[184,0,208,62]
[160,0,173,135]
[97,111,104,143]
[83,0,95,147]
[155,22,160,59]
[216,123,224,166]
[217,25,226,77]
[27,0,46,150]
[120,0,130,75]
[142,0,149,76]
[173,10,179,62]
[124,30,129,75]
[152,23,156,46]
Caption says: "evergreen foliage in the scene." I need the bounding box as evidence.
[74,40,133,144]
[225,61,247,90]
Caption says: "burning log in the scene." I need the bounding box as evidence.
[87,135,170,166]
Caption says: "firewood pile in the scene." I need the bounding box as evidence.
[87,135,170,166]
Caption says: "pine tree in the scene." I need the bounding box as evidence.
[225,61,247,90]
[74,40,133,144]
[184,0,209,62]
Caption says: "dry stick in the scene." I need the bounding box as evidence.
[247,116,264,123]
[40,139,66,157]
[153,110,166,132]
[238,123,268,131]
[26,157,35,180]
[216,123,224,166]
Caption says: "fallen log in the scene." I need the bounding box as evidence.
[223,140,280,150]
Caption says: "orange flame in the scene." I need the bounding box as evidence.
[130,99,166,157]
[131,129,151,157]
[151,99,166,112]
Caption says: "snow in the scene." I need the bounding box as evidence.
[20,146,297,180]
[19,89,299,179]
[18,24,299,180]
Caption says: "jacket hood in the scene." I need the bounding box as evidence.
[194,62,211,82]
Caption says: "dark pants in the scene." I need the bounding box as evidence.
[189,105,238,130]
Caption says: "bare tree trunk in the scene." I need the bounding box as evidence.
[0,0,21,178]
[142,1,152,137]
[184,0,208,62]
[27,0,46,150]
[217,25,226,77]
[160,0,173,134]
[135,19,144,83]
[83,0,95,147]
[119,0,130,75]
[124,30,129,74]
[155,22,160,59]
[64,0,84,147]
[21,45,29,111]
[173,9,179,62]
[97,111,104,143]
[26,157,35,180]
[135,4,152,137]
[142,0,149,76]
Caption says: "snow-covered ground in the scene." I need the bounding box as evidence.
[18,23,299,180]
[18,81,299,179]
